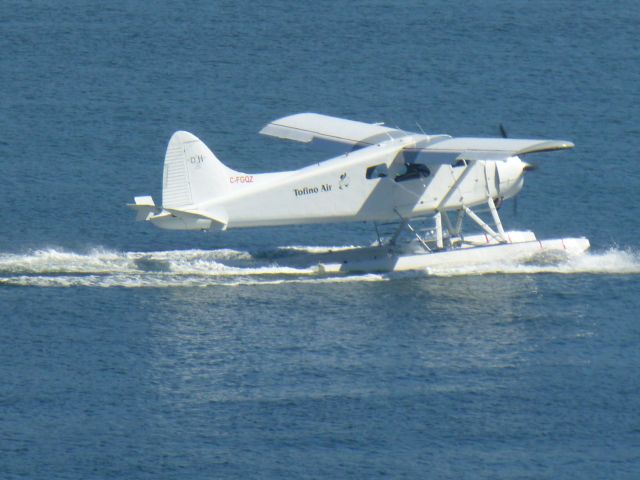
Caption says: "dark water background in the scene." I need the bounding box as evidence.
[1,1,639,478]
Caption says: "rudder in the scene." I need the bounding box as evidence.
[162,131,238,208]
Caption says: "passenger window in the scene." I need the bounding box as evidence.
[395,163,430,182]
[366,164,388,179]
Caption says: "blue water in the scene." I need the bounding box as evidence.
[2,1,640,478]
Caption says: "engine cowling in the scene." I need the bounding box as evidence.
[496,156,528,199]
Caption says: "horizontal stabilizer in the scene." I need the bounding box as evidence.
[127,196,157,221]
[160,208,228,231]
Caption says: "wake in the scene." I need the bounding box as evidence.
[0,246,638,287]
[0,247,382,288]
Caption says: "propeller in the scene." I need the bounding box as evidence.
[499,123,536,170]
[498,123,525,217]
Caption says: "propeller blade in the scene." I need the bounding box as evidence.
[499,123,508,139]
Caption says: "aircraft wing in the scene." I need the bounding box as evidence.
[260,113,409,150]
[416,137,574,156]
[261,112,574,162]
[402,136,575,164]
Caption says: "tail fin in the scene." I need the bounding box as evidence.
[162,131,238,208]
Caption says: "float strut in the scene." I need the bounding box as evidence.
[405,222,431,252]
[487,197,508,242]
[462,206,506,243]
[374,222,382,247]
[388,219,409,246]
[434,212,444,249]
[391,209,431,252]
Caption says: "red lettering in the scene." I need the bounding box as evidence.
[229,175,254,184]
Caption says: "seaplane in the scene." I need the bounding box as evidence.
[129,113,589,273]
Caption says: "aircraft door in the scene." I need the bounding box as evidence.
[356,163,395,220]
[391,162,432,215]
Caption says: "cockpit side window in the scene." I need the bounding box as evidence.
[395,162,430,182]
[366,164,388,179]
[452,159,467,168]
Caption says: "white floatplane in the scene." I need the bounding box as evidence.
[129,113,589,273]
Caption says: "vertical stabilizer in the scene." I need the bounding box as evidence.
[162,131,238,208]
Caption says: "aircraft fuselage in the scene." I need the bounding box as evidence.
[153,136,526,230]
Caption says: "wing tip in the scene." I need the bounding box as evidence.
[517,140,575,155]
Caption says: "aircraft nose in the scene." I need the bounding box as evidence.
[496,156,527,199]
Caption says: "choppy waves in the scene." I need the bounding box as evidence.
[0,246,639,287]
